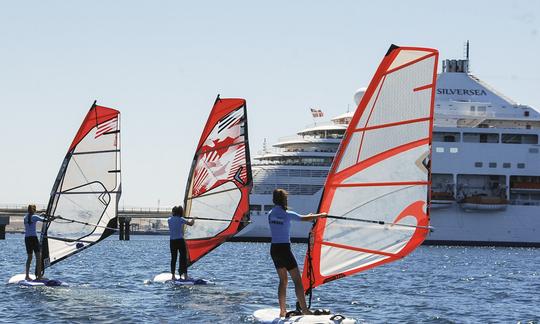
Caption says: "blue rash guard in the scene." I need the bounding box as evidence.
[268,206,303,243]
[168,216,188,240]
[23,214,45,237]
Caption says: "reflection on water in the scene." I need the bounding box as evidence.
[1,235,539,323]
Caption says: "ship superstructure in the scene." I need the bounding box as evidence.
[237,53,540,246]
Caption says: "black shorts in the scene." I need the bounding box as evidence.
[25,236,40,254]
[270,243,298,270]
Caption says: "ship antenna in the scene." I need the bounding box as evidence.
[466,40,470,60]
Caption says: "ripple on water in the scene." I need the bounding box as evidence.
[2,235,540,323]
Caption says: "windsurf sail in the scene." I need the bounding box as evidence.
[302,45,438,294]
[183,95,252,265]
[40,101,121,272]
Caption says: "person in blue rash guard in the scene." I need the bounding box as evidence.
[23,204,47,281]
[168,206,194,280]
[268,189,326,318]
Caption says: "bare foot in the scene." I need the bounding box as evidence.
[171,275,176,281]
[25,276,31,281]
[279,310,287,318]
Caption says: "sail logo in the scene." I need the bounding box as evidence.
[437,88,487,96]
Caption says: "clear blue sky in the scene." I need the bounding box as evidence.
[1,0,538,208]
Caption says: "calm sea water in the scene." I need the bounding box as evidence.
[1,234,539,323]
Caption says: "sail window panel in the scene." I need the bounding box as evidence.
[61,152,118,193]
[323,185,426,246]
[342,144,429,184]
[319,240,404,277]
[46,193,116,262]
[74,124,119,154]
[336,132,363,172]
[359,57,435,129]
[355,81,384,129]
[358,121,430,163]
[185,182,241,239]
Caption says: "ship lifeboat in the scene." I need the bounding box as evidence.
[430,191,455,209]
[459,195,509,212]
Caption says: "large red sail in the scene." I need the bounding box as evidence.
[183,96,252,265]
[302,46,438,293]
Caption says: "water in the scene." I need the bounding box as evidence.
[1,234,539,323]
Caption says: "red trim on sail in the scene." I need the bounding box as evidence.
[302,46,438,293]
[69,104,119,152]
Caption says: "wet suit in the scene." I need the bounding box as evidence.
[168,216,188,277]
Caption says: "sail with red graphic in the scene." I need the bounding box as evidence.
[183,95,252,265]
[302,45,438,294]
[40,101,121,271]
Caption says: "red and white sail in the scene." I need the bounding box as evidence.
[41,102,121,270]
[302,45,438,292]
[184,96,252,264]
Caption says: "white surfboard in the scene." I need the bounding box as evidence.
[151,272,212,285]
[8,274,67,287]
[253,308,356,324]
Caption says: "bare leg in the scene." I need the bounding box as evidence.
[34,252,42,280]
[25,253,32,280]
[276,267,288,317]
[289,267,312,315]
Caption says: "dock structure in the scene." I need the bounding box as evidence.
[0,207,170,240]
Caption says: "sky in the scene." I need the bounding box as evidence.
[1,0,539,208]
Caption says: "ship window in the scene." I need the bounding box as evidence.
[478,106,487,112]
[450,147,458,153]
[489,162,497,168]
[502,134,538,144]
[433,132,460,142]
[463,132,499,143]
[503,163,511,168]
[249,204,262,211]
[517,163,525,169]
[529,148,539,154]
[470,106,475,112]
[435,147,444,153]
[524,111,530,117]
[474,162,483,168]
[264,205,274,211]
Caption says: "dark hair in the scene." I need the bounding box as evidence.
[27,205,36,225]
[273,189,288,210]
[172,205,184,216]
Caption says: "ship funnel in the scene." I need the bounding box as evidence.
[353,87,367,106]
[443,59,469,73]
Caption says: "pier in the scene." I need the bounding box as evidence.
[0,206,170,240]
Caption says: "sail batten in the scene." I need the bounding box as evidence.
[183,96,252,265]
[302,45,438,293]
[40,102,121,271]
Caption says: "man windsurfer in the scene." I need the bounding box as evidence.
[268,189,326,318]
[168,205,194,280]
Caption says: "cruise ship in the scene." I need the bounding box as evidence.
[236,52,540,247]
